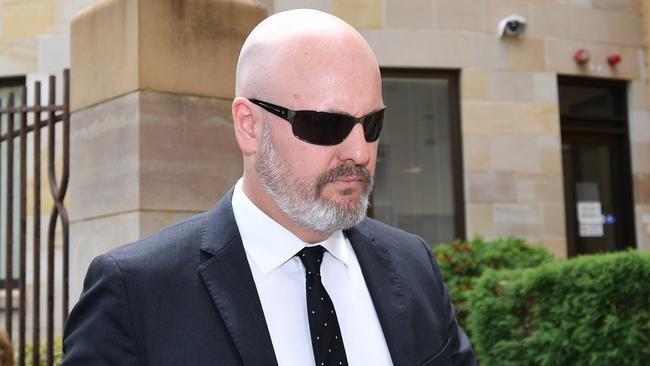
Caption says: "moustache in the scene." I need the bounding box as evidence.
[315,164,373,194]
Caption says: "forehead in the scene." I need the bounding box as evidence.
[269,34,383,115]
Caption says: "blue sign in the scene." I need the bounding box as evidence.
[603,214,616,225]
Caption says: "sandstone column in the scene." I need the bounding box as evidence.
[69,0,267,303]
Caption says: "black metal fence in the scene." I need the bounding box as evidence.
[0,70,69,366]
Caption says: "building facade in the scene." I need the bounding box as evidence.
[0,1,649,339]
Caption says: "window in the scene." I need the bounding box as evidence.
[372,70,464,246]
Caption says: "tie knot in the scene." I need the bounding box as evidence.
[297,245,325,275]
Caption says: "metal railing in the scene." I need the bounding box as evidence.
[0,70,70,366]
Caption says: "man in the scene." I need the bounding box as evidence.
[62,9,476,366]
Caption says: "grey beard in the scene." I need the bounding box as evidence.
[255,122,373,234]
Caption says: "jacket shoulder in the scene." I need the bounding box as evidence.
[356,217,430,252]
[100,210,211,276]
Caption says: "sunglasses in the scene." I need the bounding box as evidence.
[249,98,385,146]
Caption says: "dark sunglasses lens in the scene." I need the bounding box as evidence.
[292,111,354,146]
[362,109,384,142]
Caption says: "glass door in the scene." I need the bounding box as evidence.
[559,76,636,256]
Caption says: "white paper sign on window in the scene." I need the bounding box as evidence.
[577,201,603,237]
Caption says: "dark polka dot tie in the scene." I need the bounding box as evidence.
[297,246,349,366]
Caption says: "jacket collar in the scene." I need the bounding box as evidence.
[346,223,416,366]
[198,188,278,366]
[199,188,414,365]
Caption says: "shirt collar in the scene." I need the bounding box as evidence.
[231,178,350,275]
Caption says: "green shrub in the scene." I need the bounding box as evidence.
[433,236,553,330]
[467,250,650,366]
[18,337,62,366]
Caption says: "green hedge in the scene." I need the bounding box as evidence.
[18,337,62,366]
[467,250,650,366]
[433,236,553,330]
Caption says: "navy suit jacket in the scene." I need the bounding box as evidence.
[62,189,476,365]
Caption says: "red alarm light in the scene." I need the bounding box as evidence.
[607,54,621,66]
[574,49,590,65]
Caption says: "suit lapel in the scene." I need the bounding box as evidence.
[346,224,416,366]
[198,190,278,366]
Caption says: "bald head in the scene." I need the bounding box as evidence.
[235,9,382,110]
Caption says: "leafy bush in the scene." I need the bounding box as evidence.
[19,337,62,366]
[433,236,553,330]
[467,250,650,366]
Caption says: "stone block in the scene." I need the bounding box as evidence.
[139,91,242,212]
[0,3,3,38]
[463,136,491,170]
[569,7,643,46]
[466,204,494,237]
[461,68,488,101]
[360,29,473,68]
[631,142,650,174]
[542,238,567,258]
[493,203,544,237]
[513,103,561,135]
[593,0,631,12]
[70,90,243,220]
[510,37,546,72]
[466,170,518,204]
[484,70,537,102]
[469,33,512,70]
[70,0,267,112]
[69,92,141,221]
[332,0,384,28]
[539,137,564,175]
[2,0,54,38]
[462,102,515,136]
[529,2,573,40]
[490,135,541,173]
[463,102,560,136]
[70,0,139,111]
[630,111,650,143]
[634,173,650,204]
[630,0,642,15]
[557,0,592,8]
[635,205,650,251]
[436,0,485,32]
[532,72,558,104]
[0,38,38,76]
[386,0,433,29]
[543,203,566,238]
[273,0,330,12]
[545,39,642,79]
[629,80,648,111]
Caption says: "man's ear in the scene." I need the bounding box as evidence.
[232,97,259,155]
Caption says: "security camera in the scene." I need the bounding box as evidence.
[498,15,526,37]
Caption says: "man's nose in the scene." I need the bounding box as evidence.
[336,123,371,165]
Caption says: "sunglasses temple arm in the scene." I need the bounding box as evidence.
[286,110,296,124]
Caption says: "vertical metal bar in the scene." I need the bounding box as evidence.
[33,81,42,366]
[62,69,70,323]
[0,97,4,335]
[46,76,56,366]
[5,92,15,340]
[19,86,27,366]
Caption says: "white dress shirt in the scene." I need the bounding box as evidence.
[231,179,393,366]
